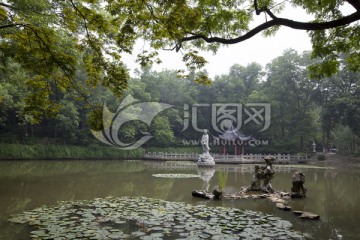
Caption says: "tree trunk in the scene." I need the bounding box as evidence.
[322,127,326,153]
[54,122,57,139]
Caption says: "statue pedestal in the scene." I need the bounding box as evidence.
[197,153,215,167]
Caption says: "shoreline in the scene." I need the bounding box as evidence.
[0,143,144,160]
[1,143,359,165]
[306,153,360,169]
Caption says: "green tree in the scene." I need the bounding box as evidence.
[103,0,360,78]
[1,0,359,110]
[332,125,359,155]
[0,58,32,136]
[213,62,263,103]
[151,116,175,146]
[54,99,80,140]
[1,0,128,122]
[313,55,360,151]
[253,50,318,151]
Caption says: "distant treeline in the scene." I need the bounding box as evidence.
[1,50,359,156]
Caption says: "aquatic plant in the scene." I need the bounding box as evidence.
[9,196,309,239]
[217,170,228,191]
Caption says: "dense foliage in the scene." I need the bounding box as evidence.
[1,0,359,123]
[1,0,359,155]
[1,49,359,154]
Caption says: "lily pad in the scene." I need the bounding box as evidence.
[8,196,309,239]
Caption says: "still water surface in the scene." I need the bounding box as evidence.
[0,160,359,239]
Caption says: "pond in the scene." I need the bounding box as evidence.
[0,160,359,239]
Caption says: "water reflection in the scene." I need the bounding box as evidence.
[197,167,215,191]
[0,160,359,239]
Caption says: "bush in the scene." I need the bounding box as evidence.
[353,150,360,157]
[0,143,144,160]
[317,154,326,161]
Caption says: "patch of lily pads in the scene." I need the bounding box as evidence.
[9,196,309,239]
[152,173,200,178]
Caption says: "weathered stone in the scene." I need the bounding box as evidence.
[291,171,307,198]
[275,203,292,211]
[192,190,213,199]
[293,210,303,215]
[212,188,223,200]
[258,194,268,198]
[262,159,275,193]
[246,156,275,193]
[197,153,215,166]
[269,197,287,204]
[293,211,320,220]
[247,165,262,191]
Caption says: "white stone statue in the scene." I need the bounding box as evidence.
[201,129,210,154]
[198,129,215,166]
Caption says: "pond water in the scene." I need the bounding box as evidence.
[0,160,359,239]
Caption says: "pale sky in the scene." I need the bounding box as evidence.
[122,2,355,78]
[150,27,313,78]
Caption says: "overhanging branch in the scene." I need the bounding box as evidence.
[0,23,23,29]
[178,10,360,48]
[0,2,12,8]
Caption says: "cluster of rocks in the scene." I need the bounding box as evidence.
[267,193,319,220]
[192,188,319,220]
[245,156,307,198]
[192,155,318,220]
[246,156,276,193]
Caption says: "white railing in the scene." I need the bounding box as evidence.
[143,152,199,160]
[213,153,293,162]
[143,152,307,162]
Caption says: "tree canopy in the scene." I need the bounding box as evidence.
[1,0,359,124]
[1,0,359,79]
[1,46,359,154]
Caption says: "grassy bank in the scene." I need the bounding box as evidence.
[0,144,144,160]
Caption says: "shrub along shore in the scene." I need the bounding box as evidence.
[0,144,144,160]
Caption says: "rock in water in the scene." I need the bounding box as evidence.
[293,211,320,220]
[269,197,287,204]
[291,171,307,198]
[192,190,213,199]
[197,153,215,166]
[212,188,223,200]
[276,203,292,211]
